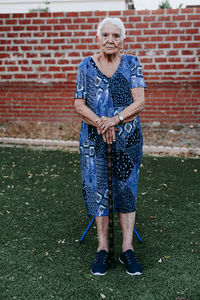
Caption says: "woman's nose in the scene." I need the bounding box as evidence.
[107,35,113,43]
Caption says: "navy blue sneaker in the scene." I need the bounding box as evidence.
[90,250,109,276]
[119,249,142,275]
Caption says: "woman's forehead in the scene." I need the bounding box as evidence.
[101,22,121,34]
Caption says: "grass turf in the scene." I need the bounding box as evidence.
[0,147,199,300]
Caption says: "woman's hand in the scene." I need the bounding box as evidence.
[102,127,116,144]
[97,116,119,134]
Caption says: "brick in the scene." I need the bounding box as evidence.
[53,25,65,31]
[129,16,142,22]
[34,32,45,37]
[173,15,185,21]
[0,40,11,45]
[76,45,87,50]
[0,26,11,31]
[187,43,200,48]
[168,57,181,62]
[165,36,178,41]
[20,33,31,38]
[151,22,163,28]
[60,32,72,37]
[151,36,163,42]
[47,32,59,37]
[186,29,198,34]
[12,13,25,18]
[0,53,10,58]
[155,58,167,63]
[137,10,150,15]
[158,43,171,48]
[45,19,57,25]
[87,18,100,23]
[181,8,194,14]
[53,12,65,17]
[165,22,177,28]
[40,12,52,18]
[0,14,10,18]
[137,37,149,42]
[73,18,86,23]
[143,29,156,35]
[108,11,121,16]
[66,12,79,17]
[94,11,107,16]
[173,43,186,48]
[60,18,72,24]
[25,13,38,18]
[68,52,80,57]
[143,16,156,22]
[44,59,56,64]
[49,66,61,72]
[33,19,45,24]
[80,24,93,30]
[27,26,38,31]
[6,19,17,25]
[179,22,192,27]
[80,11,93,17]
[81,38,94,43]
[40,25,52,31]
[136,23,149,28]
[121,10,134,16]
[67,25,79,30]
[50,39,65,44]
[57,59,70,64]
[21,46,32,51]
[61,45,73,50]
[194,22,200,27]
[157,29,170,34]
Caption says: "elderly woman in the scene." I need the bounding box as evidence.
[74,17,146,276]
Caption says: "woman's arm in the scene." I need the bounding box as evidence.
[120,87,145,123]
[98,87,145,133]
[74,98,101,128]
[74,98,116,144]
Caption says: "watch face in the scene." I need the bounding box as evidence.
[119,114,123,121]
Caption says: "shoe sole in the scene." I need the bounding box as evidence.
[119,257,142,276]
[90,268,107,276]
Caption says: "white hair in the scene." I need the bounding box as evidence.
[97,17,126,41]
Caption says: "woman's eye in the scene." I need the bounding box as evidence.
[114,34,120,39]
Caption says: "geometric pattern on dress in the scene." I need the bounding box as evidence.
[80,141,95,157]
[108,72,133,107]
[114,184,136,213]
[96,158,108,192]
[85,185,97,213]
[112,149,134,182]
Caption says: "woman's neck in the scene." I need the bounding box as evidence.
[100,52,121,64]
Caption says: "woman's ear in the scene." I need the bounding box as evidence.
[121,38,126,51]
[96,35,100,48]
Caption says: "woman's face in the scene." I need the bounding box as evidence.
[98,22,123,56]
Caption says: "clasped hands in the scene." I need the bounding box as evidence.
[95,116,120,144]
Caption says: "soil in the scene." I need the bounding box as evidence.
[0,121,199,149]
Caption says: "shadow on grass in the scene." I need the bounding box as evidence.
[0,147,199,300]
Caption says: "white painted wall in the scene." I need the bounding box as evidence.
[0,0,127,13]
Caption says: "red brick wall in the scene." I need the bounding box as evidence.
[0,8,200,125]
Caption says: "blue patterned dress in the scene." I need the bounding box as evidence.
[74,55,146,216]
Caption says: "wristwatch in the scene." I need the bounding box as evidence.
[118,113,124,123]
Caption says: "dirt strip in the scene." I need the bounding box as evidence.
[0,137,199,158]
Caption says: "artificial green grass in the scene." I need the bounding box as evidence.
[0,147,199,300]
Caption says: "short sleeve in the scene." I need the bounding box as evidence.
[74,60,87,100]
[130,56,146,89]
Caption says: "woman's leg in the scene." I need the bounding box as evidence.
[95,216,109,252]
[119,212,136,252]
